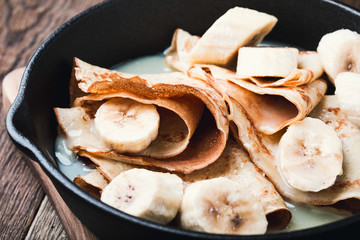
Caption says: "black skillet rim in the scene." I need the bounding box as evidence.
[5,0,360,239]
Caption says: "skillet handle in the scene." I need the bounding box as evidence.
[4,67,40,162]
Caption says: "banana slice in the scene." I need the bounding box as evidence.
[279,117,343,192]
[180,177,267,235]
[335,72,360,127]
[236,47,299,78]
[94,98,160,153]
[100,168,183,224]
[317,29,360,84]
[189,7,277,66]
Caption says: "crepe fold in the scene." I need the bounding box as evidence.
[166,29,327,135]
[228,95,360,210]
[186,65,327,135]
[243,51,323,88]
[75,138,291,230]
[55,58,229,174]
[73,169,109,199]
[166,29,323,87]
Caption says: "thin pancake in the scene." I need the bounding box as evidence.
[165,29,327,135]
[73,169,109,199]
[246,51,323,87]
[166,29,323,88]
[187,65,327,135]
[77,138,291,230]
[56,58,229,174]
[229,95,360,210]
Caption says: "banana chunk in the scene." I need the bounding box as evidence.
[94,98,160,153]
[335,72,360,127]
[101,168,183,224]
[317,29,360,84]
[189,7,277,65]
[236,47,299,78]
[180,177,267,235]
[279,117,343,192]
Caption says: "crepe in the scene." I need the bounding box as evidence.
[75,138,291,229]
[55,58,229,174]
[186,65,327,135]
[166,29,323,87]
[166,29,327,135]
[229,95,360,211]
[243,51,324,88]
[73,169,109,199]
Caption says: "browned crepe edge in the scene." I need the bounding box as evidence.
[229,96,360,208]
[65,58,229,174]
[73,169,109,199]
[186,64,327,135]
[78,138,291,230]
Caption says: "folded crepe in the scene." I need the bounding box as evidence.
[73,169,108,199]
[186,65,327,135]
[242,51,323,88]
[55,58,229,174]
[166,29,323,87]
[75,137,291,230]
[166,29,327,135]
[229,95,360,211]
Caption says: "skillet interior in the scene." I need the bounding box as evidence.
[6,0,360,239]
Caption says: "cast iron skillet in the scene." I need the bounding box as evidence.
[6,0,360,239]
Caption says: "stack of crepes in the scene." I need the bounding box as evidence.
[55,6,360,232]
[165,7,360,213]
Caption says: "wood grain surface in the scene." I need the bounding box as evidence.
[0,1,103,239]
[1,0,360,240]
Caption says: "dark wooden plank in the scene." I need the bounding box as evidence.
[3,67,99,239]
[0,1,102,239]
[340,0,360,9]
[25,196,68,240]
[0,82,45,240]
[26,155,99,240]
[0,0,104,80]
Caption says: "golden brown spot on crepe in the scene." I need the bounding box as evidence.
[297,88,311,105]
[326,107,340,116]
[100,72,111,79]
[335,119,347,132]
[299,51,311,55]
[246,117,271,156]
[159,132,187,143]
[332,179,360,190]
[81,100,105,118]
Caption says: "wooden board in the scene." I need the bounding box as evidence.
[1,0,360,239]
[0,1,102,239]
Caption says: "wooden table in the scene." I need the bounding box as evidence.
[1,0,360,239]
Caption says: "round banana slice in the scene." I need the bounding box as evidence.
[335,72,360,127]
[279,117,343,192]
[94,98,160,153]
[179,177,267,235]
[317,29,360,84]
[100,168,183,224]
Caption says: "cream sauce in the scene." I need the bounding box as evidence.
[55,51,351,232]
